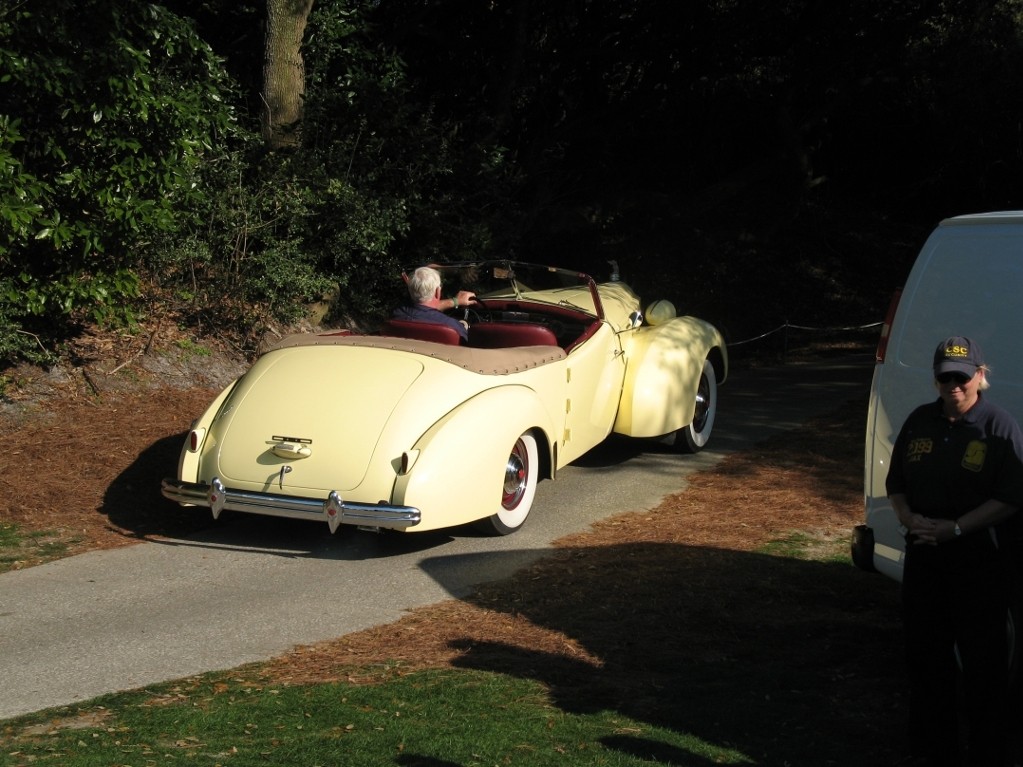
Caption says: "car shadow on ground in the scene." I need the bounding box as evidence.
[99,431,216,542]
[415,541,907,767]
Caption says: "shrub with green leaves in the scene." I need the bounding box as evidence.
[0,0,236,360]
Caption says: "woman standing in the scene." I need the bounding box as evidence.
[887,336,1023,766]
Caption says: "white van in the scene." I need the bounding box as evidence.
[854,211,1023,580]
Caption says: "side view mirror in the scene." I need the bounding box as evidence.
[628,310,643,328]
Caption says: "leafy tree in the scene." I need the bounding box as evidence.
[142,1,420,337]
[156,0,522,337]
[3,0,1021,363]
[0,0,236,360]
[303,1,519,276]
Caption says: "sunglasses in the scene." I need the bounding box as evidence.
[936,372,973,385]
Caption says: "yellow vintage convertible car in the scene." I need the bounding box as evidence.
[161,261,727,535]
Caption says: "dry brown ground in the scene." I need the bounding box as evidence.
[0,341,906,760]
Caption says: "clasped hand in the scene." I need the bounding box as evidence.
[907,513,955,545]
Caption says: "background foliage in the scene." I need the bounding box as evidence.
[0,0,237,359]
[1,0,1022,363]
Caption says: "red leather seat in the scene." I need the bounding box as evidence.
[379,319,463,345]
[469,322,558,348]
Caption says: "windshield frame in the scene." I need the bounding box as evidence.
[405,261,604,320]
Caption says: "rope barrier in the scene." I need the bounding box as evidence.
[727,320,883,347]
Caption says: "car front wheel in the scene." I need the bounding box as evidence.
[669,358,717,453]
[475,432,539,535]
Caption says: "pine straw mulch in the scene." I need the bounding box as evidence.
[0,322,245,567]
[0,386,230,567]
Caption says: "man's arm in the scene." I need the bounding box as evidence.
[440,290,476,311]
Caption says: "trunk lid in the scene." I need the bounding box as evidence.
[211,346,425,492]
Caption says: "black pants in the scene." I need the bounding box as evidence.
[902,536,1011,767]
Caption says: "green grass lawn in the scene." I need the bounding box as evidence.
[3,669,758,766]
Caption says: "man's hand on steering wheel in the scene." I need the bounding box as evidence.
[442,290,477,313]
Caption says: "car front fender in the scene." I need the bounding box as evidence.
[392,385,558,531]
[613,317,727,438]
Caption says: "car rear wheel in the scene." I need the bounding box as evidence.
[669,358,717,453]
[475,432,539,535]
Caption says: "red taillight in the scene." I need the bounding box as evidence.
[189,431,199,451]
[875,288,903,363]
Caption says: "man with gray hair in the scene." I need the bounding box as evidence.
[392,266,476,343]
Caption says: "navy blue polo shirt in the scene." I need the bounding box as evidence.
[392,304,468,342]
[886,395,1023,518]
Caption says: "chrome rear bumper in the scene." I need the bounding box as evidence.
[161,477,421,533]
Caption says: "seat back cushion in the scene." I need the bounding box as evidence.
[380,319,462,345]
[469,322,558,348]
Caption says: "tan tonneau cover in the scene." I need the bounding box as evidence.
[270,333,566,375]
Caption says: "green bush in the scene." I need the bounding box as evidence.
[0,0,236,361]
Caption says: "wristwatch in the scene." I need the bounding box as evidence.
[953,521,963,537]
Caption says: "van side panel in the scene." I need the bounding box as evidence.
[864,366,906,580]
[863,215,1023,581]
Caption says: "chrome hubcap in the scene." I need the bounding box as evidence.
[502,439,528,510]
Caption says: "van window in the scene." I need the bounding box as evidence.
[894,230,1023,383]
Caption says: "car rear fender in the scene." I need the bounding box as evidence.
[392,385,557,531]
[177,379,239,482]
[613,317,727,438]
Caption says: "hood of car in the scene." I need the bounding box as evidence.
[211,345,428,492]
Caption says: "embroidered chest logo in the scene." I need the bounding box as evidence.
[961,440,987,472]
[906,437,933,462]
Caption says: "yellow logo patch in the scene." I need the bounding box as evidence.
[962,440,987,472]
[906,437,932,462]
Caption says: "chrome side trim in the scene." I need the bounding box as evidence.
[161,477,421,532]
